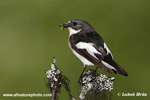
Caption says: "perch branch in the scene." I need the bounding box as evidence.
[45,57,114,100]
[45,57,76,100]
[79,69,114,100]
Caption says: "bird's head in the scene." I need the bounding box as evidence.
[60,19,95,35]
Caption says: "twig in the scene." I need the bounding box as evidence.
[45,57,76,100]
[51,89,57,100]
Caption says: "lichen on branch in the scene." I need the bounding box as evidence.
[45,57,114,100]
[79,70,114,100]
[45,57,75,100]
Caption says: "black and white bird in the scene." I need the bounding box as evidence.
[60,19,128,81]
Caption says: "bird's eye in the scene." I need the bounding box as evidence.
[73,22,77,26]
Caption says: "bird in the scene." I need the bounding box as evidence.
[60,19,128,82]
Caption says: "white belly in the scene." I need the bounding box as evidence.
[68,42,94,66]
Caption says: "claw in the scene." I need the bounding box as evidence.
[78,77,82,83]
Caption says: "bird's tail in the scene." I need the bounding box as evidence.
[97,54,128,76]
[111,60,128,76]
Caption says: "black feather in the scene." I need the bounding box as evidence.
[103,55,128,76]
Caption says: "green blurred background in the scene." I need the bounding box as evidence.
[0,0,150,100]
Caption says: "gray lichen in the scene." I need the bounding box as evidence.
[45,57,76,100]
[46,58,61,88]
[79,70,114,100]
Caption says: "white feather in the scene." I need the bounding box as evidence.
[76,42,102,59]
[68,42,94,66]
[68,27,81,36]
[72,49,94,66]
[102,61,116,70]
[104,43,113,58]
[67,21,71,24]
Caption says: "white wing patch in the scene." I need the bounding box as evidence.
[102,61,116,70]
[68,41,94,66]
[76,42,102,59]
[104,43,113,58]
[71,49,94,66]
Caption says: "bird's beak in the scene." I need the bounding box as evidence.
[59,24,68,28]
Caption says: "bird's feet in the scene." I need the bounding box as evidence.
[94,66,98,72]
[78,77,82,83]
[91,69,98,79]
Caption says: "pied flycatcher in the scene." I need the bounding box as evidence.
[60,19,128,81]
